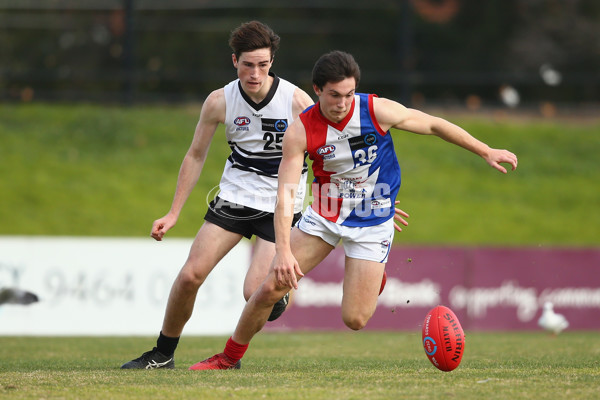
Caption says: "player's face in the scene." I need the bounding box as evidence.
[314,78,356,123]
[233,48,273,98]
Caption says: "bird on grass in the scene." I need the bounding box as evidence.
[538,301,569,335]
[0,287,39,306]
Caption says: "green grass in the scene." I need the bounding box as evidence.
[0,332,598,399]
[0,103,598,245]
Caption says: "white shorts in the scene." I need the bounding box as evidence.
[296,206,394,263]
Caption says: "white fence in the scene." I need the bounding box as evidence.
[0,236,250,336]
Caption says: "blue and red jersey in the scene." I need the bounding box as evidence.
[300,93,401,227]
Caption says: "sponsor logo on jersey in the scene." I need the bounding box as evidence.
[328,181,367,199]
[339,190,367,199]
[371,198,392,209]
[234,116,251,126]
[364,133,377,146]
[261,118,288,132]
[349,134,377,151]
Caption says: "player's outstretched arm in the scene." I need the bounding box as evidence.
[373,97,518,173]
[273,119,307,289]
[151,89,224,241]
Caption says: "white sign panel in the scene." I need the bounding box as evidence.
[0,236,250,336]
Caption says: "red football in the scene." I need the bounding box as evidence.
[422,305,465,372]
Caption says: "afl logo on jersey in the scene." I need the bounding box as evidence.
[317,145,336,156]
[234,116,251,126]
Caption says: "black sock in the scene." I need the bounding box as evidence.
[156,331,180,357]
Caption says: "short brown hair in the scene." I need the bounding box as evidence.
[312,51,361,90]
[228,21,280,60]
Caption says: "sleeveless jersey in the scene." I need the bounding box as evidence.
[301,93,401,227]
[219,74,307,213]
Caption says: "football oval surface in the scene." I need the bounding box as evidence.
[422,305,465,371]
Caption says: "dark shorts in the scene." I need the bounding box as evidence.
[204,196,302,243]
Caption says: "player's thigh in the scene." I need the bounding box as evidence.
[290,227,335,276]
[253,228,334,303]
[184,221,243,277]
[244,237,276,297]
[341,257,385,320]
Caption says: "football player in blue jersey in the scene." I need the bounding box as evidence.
[191,50,517,370]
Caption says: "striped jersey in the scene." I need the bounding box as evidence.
[300,93,401,227]
[218,74,307,213]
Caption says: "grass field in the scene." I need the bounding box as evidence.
[1,103,598,397]
[1,332,598,399]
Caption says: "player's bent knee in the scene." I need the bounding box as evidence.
[176,268,207,291]
[253,284,287,306]
[342,315,369,331]
[254,289,281,305]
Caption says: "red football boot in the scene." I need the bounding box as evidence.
[189,353,241,370]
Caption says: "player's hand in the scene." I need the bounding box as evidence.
[151,214,177,241]
[484,148,518,174]
[393,201,409,232]
[272,248,304,290]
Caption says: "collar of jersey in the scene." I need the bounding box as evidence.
[237,72,280,111]
[315,95,356,131]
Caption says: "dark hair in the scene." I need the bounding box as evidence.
[228,21,280,60]
[312,51,361,90]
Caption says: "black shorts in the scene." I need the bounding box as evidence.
[204,196,302,243]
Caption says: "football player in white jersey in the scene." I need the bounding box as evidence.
[191,50,517,370]
[120,21,315,370]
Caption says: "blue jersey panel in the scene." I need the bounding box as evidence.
[343,93,401,227]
